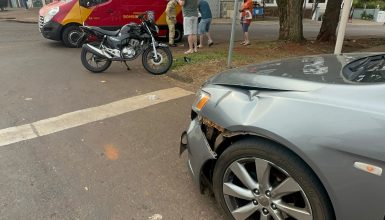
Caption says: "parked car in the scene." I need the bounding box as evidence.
[180,53,385,220]
[38,0,183,48]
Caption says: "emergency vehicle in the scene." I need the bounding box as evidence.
[39,0,183,47]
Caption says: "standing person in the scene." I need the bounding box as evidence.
[177,0,199,54]
[166,0,178,47]
[197,0,214,48]
[239,0,253,46]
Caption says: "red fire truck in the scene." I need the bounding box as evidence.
[39,0,183,47]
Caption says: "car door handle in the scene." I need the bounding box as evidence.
[106,9,113,13]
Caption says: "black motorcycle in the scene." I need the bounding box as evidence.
[79,14,172,75]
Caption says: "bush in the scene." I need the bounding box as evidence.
[361,10,374,20]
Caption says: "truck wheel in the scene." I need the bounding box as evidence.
[62,25,82,48]
[174,26,183,43]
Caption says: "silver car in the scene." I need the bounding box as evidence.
[180,53,385,220]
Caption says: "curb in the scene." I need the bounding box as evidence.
[1,19,37,23]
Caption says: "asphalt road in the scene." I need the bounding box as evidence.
[0,21,224,220]
[1,19,385,220]
[209,20,385,43]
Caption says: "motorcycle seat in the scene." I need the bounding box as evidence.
[91,27,120,36]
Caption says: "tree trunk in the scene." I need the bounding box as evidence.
[277,0,305,42]
[317,0,343,42]
[277,0,289,40]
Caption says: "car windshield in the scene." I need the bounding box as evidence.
[343,54,385,83]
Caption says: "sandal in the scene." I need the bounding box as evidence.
[243,42,251,46]
[208,41,214,47]
[184,50,194,54]
[197,45,203,48]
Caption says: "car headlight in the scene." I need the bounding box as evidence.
[44,7,59,23]
[193,90,210,111]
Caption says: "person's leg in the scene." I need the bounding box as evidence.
[244,31,249,44]
[198,35,204,48]
[191,17,198,52]
[188,35,194,51]
[169,24,175,45]
[206,19,213,46]
[244,23,250,44]
[242,23,250,45]
[198,19,204,48]
[240,24,246,44]
[184,17,194,54]
[166,17,175,45]
[166,20,171,44]
[207,33,213,43]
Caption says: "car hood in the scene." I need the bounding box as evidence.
[39,0,68,16]
[208,53,377,92]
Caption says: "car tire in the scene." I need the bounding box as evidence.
[62,25,82,48]
[212,138,335,220]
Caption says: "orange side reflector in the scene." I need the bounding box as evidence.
[354,162,382,176]
[196,95,210,111]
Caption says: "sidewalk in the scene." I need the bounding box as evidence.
[1,7,384,26]
[0,8,39,23]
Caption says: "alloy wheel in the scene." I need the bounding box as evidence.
[223,157,313,220]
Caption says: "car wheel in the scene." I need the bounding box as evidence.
[212,138,334,220]
[62,25,82,48]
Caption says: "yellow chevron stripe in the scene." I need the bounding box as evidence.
[62,2,92,25]
[156,5,182,25]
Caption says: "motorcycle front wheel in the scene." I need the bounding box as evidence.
[142,46,173,75]
[81,46,112,73]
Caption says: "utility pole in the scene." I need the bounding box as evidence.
[227,0,239,68]
[334,0,352,54]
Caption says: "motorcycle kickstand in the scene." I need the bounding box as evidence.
[123,61,130,71]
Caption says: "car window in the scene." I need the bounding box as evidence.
[80,0,108,8]
[342,54,385,83]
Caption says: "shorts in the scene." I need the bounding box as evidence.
[183,16,198,35]
[242,23,250,32]
[198,18,212,35]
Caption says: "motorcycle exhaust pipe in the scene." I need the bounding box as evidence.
[82,44,112,59]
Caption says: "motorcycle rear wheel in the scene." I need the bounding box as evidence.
[142,46,173,75]
[81,46,112,73]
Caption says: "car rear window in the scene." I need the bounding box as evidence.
[343,54,385,83]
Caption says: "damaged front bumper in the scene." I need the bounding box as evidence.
[180,118,217,188]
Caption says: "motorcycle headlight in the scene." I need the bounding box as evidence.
[44,7,59,23]
[193,90,210,112]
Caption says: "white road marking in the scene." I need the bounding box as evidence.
[0,87,193,147]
